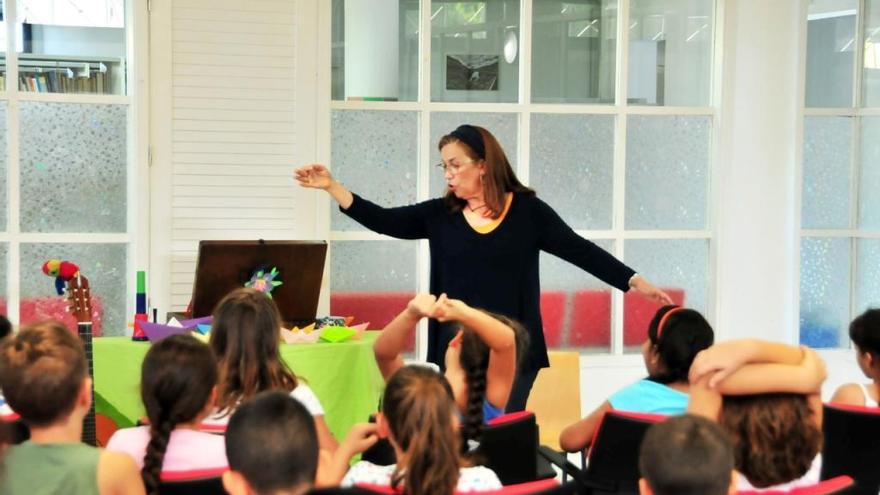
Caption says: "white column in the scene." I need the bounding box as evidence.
[713,0,805,342]
[343,0,400,99]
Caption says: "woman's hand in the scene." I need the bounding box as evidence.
[406,293,438,318]
[294,164,334,190]
[629,275,674,305]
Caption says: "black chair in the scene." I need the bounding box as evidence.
[1,413,30,445]
[540,410,665,495]
[476,411,557,485]
[159,469,227,495]
[821,403,880,495]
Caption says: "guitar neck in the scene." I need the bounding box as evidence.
[78,322,96,446]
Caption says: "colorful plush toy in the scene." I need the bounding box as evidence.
[42,259,81,295]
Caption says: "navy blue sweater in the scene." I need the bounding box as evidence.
[341,192,635,370]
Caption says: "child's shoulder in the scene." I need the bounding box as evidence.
[831,382,868,406]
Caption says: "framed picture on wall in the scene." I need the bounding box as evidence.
[446,54,499,90]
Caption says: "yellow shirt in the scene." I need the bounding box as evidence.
[471,193,514,234]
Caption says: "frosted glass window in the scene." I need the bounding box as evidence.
[330,110,419,231]
[331,0,419,102]
[20,242,127,337]
[857,239,880,314]
[628,0,713,106]
[859,117,880,228]
[429,112,517,198]
[863,0,880,107]
[431,0,520,103]
[625,115,710,230]
[530,114,613,230]
[330,240,417,353]
[0,103,7,232]
[19,102,127,233]
[0,1,5,90]
[623,239,709,351]
[802,117,853,229]
[806,0,857,108]
[540,240,614,352]
[18,0,127,95]
[531,0,617,104]
[800,237,850,348]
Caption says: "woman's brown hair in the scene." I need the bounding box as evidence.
[719,393,822,488]
[439,125,534,218]
[209,288,298,412]
[384,366,461,495]
[141,334,218,495]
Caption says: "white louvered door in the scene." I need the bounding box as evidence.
[149,0,322,315]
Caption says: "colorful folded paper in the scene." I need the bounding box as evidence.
[140,316,214,343]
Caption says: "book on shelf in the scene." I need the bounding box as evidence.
[18,70,111,94]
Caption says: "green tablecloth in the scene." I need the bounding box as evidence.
[93,332,384,440]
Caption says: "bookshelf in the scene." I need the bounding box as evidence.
[0,53,126,95]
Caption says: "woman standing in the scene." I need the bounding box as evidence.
[295,124,672,411]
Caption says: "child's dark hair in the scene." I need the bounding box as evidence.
[0,314,11,340]
[458,312,528,447]
[226,391,318,495]
[639,414,734,495]
[719,393,821,488]
[141,334,218,495]
[384,365,461,495]
[0,321,86,427]
[210,288,298,412]
[646,305,714,384]
[850,308,880,363]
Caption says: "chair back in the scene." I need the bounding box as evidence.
[355,478,577,495]
[821,403,880,494]
[585,410,665,494]
[158,468,227,495]
[477,411,542,485]
[526,351,581,451]
[737,475,855,495]
[0,412,30,445]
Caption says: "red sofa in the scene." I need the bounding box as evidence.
[0,297,105,336]
[331,289,684,350]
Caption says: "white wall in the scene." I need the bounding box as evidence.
[30,25,125,58]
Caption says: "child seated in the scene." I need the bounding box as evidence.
[559,305,713,452]
[204,288,337,450]
[0,321,144,495]
[373,293,527,447]
[223,391,323,495]
[338,365,502,494]
[688,339,827,491]
[832,308,880,406]
[638,414,736,495]
[106,334,226,493]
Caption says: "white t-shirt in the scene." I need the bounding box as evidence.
[342,461,502,492]
[201,383,325,429]
[106,426,228,470]
[737,455,822,492]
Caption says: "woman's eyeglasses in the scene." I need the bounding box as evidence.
[436,158,477,175]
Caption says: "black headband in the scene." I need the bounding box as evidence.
[449,124,486,160]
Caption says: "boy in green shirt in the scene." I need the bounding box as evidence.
[0,321,144,495]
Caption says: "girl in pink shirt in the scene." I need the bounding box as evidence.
[106,334,226,494]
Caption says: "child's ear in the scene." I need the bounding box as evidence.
[79,378,93,409]
[638,478,654,495]
[222,470,251,495]
[376,412,390,439]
